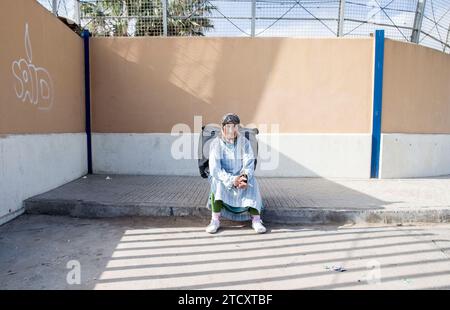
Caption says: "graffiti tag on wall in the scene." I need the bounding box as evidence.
[11,23,54,110]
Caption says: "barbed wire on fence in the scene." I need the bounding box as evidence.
[37,0,450,53]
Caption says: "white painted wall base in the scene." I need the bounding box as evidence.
[0,208,25,226]
[92,133,372,178]
[380,133,450,178]
[92,133,199,175]
[0,133,87,225]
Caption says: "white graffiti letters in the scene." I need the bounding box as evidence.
[11,23,54,110]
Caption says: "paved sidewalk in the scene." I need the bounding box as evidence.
[24,174,450,224]
[1,215,450,289]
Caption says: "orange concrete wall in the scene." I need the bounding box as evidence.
[90,37,374,133]
[0,0,85,134]
[382,39,450,134]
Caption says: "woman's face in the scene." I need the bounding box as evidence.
[222,123,238,141]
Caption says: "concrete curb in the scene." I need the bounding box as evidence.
[24,198,450,225]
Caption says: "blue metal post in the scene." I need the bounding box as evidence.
[82,29,93,174]
[370,30,385,178]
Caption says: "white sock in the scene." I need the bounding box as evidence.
[252,215,261,223]
[212,212,221,221]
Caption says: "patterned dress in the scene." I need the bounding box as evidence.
[206,133,264,221]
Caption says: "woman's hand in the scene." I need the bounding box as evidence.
[237,182,248,189]
[234,175,248,189]
[233,175,242,187]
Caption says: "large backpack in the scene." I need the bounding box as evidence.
[198,125,259,178]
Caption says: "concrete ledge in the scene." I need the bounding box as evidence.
[25,199,208,218]
[24,174,450,225]
[264,208,450,224]
[25,198,450,225]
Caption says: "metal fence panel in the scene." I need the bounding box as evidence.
[36,0,450,53]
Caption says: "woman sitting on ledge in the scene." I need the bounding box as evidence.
[206,113,266,234]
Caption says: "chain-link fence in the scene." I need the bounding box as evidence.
[37,0,81,23]
[37,0,450,53]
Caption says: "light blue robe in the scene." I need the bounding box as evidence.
[206,134,264,221]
